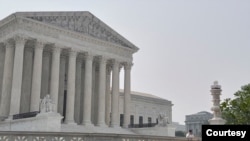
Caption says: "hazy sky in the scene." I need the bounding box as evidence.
[1,0,250,125]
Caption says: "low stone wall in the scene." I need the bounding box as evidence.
[0,131,201,141]
[0,113,62,132]
[131,126,176,137]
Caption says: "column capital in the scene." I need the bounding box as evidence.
[13,35,27,45]
[106,64,112,74]
[84,53,94,61]
[4,40,15,48]
[96,56,107,64]
[124,62,133,70]
[111,59,120,67]
[68,49,78,58]
[35,40,44,50]
[51,46,61,54]
[76,53,85,62]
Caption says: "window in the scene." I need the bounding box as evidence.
[120,114,124,127]
[130,115,134,126]
[148,117,152,127]
[139,116,143,127]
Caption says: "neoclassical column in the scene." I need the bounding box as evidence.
[49,46,61,112]
[82,53,94,126]
[64,50,77,124]
[74,58,82,124]
[9,36,26,117]
[123,62,132,128]
[96,56,107,127]
[0,41,14,119]
[105,65,112,126]
[30,41,44,112]
[110,60,120,128]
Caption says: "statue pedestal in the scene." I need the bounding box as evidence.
[208,117,226,125]
[0,112,63,131]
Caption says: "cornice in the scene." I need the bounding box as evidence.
[0,13,16,27]
[129,93,173,106]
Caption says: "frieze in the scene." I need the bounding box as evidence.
[27,15,131,48]
[19,17,134,59]
[0,17,134,63]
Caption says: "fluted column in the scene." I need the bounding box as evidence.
[82,54,94,126]
[97,56,107,126]
[110,60,120,128]
[105,65,111,126]
[50,46,61,112]
[9,36,26,117]
[64,50,77,124]
[0,41,14,119]
[30,41,44,112]
[123,62,132,128]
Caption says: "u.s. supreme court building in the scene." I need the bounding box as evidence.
[0,11,174,136]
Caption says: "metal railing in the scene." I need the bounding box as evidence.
[128,123,158,128]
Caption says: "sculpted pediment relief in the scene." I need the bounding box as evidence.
[23,12,135,49]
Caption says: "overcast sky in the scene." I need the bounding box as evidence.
[1,0,250,125]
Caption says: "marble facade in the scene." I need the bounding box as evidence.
[0,11,138,128]
[0,12,175,137]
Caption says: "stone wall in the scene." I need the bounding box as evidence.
[0,131,201,141]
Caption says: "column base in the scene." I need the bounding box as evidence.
[64,120,77,125]
[122,124,129,128]
[81,121,94,127]
[110,124,121,128]
[96,122,108,127]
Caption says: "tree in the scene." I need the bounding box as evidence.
[175,131,186,137]
[220,83,250,124]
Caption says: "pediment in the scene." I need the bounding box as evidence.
[15,11,138,50]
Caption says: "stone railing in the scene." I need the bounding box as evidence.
[0,131,201,141]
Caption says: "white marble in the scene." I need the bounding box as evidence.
[0,41,14,119]
[0,46,5,107]
[64,50,77,124]
[110,60,120,128]
[30,42,44,112]
[208,81,226,125]
[74,59,82,124]
[123,63,132,128]
[131,126,175,137]
[50,47,61,112]
[105,66,111,126]
[121,91,173,125]
[0,112,63,132]
[41,51,51,99]
[0,12,176,138]
[96,57,107,127]
[9,37,26,117]
[82,54,94,126]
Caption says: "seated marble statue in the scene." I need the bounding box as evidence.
[40,94,54,113]
[157,113,169,127]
